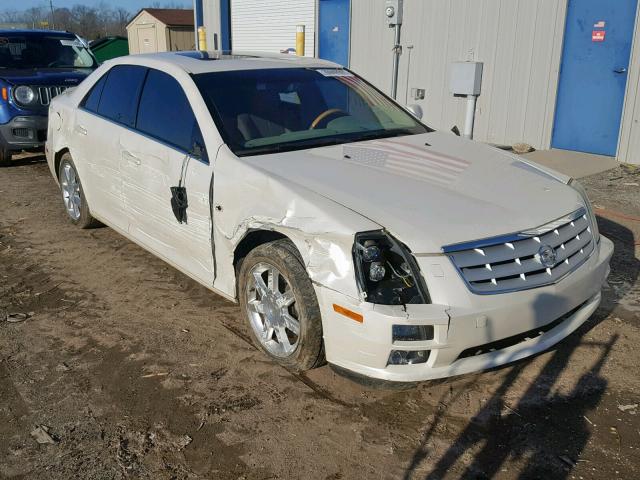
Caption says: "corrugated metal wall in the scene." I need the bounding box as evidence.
[618,5,640,164]
[350,0,568,150]
[230,0,316,56]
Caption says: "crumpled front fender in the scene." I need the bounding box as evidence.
[212,145,381,301]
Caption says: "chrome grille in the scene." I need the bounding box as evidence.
[444,208,595,294]
[36,86,68,106]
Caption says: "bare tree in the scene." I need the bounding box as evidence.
[0,3,137,40]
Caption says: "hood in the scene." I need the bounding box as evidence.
[0,68,90,86]
[244,132,584,254]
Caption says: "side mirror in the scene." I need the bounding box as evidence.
[406,104,423,120]
[192,140,205,158]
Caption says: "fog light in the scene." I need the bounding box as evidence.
[392,325,434,342]
[369,262,386,281]
[388,349,430,365]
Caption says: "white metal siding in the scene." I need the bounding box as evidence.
[350,0,568,150]
[231,0,316,56]
[616,2,640,164]
[349,0,395,93]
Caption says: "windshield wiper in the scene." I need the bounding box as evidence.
[237,136,346,156]
[356,128,416,142]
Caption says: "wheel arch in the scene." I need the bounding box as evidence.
[54,147,70,179]
[231,228,312,296]
[232,229,290,273]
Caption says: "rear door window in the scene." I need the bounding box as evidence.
[80,73,107,113]
[136,69,202,157]
[97,65,147,127]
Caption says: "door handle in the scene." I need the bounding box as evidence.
[74,125,87,136]
[614,67,628,74]
[122,150,141,166]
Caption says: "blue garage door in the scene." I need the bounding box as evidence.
[552,0,638,156]
[318,0,350,66]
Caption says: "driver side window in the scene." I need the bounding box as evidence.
[135,69,206,162]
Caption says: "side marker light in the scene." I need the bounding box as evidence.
[333,304,363,323]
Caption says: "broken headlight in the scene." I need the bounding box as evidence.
[353,231,430,305]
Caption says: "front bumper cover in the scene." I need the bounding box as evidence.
[316,235,613,382]
[0,115,48,151]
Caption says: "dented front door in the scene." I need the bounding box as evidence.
[119,128,214,285]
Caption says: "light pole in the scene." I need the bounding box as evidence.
[385,1,403,100]
[49,0,55,30]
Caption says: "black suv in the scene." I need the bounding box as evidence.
[0,30,98,166]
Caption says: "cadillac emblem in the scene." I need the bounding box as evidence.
[538,244,557,268]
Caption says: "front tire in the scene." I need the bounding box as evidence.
[238,239,324,371]
[0,148,11,167]
[58,153,98,229]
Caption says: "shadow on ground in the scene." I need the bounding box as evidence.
[5,153,47,167]
[402,214,638,479]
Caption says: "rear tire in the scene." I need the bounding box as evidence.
[0,148,11,167]
[238,239,325,372]
[58,153,99,229]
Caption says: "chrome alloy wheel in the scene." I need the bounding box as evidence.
[246,262,301,357]
[60,162,81,221]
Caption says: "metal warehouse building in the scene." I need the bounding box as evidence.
[203,0,640,165]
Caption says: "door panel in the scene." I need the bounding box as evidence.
[137,26,157,54]
[119,129,214,284]
[552,0,638,156]
[318,0,350,66]
[72,110,129,232]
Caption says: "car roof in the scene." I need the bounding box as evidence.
[109,50,341,75]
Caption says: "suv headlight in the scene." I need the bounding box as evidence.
[569,178,600,243]
[14,86,37,106]
[353,230,430,305]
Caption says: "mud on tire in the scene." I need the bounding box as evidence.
[238,239,325,371]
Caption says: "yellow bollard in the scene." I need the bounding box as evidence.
[296,25,305,56]
[198,26,207,51]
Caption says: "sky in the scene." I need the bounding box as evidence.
[5,0,192,12]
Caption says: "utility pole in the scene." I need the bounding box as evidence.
[385,1,404,100]
[49,0,55,30]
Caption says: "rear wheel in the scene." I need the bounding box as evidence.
[0,148,11,167]
[238,239,324,371]
[58,153,98,229]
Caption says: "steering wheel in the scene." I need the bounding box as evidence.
[309,108,348,129]
[48,60,66,68]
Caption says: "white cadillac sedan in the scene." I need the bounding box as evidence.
[45,51,612,382]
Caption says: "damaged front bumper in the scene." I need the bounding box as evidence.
[316,235,613,382]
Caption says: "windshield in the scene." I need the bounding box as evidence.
[0,34,97,69]
[193,68,430,156]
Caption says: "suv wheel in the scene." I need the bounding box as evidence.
[58,153,99,228]
[238,239,324,371]
[0,148,11,167]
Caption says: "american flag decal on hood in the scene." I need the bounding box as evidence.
[343,139,471,187]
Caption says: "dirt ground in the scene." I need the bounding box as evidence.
[1,154,639,480]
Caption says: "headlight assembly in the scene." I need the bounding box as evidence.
[568,178,600,243]
[353,230,430,305]
[13,86,37,106]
